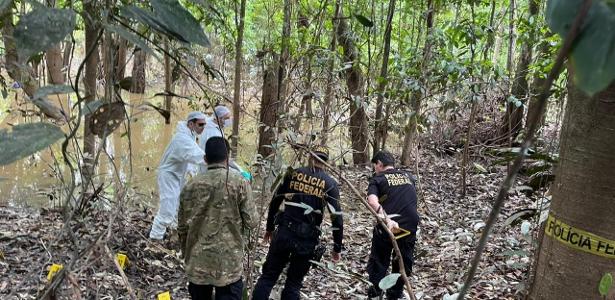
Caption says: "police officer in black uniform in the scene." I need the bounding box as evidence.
[366,151,419,300]
[252,146,344,300]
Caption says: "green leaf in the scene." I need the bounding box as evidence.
[0,123,64,166]
[546,0,615,95]
[354,13,374,27]
[33,85,74,101]
[151,0,210,46]
[378,273,401,290]
[81,100,103,116]
[0,0,12,13]
[14,7,76,62]
[599,273,613,297]
[104,24,160,60]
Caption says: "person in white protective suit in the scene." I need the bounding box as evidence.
[196,105,252,180]
[149,111,207,240]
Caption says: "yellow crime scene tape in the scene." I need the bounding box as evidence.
[394,227,412,240]
[545,213,615,259]
[157,291,171,300]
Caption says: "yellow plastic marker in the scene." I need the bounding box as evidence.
[47,263,63,281]
[157,291,171,300]
[116,253,128,269]
[394,228,412,240]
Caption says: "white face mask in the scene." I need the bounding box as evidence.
[223,118,233,128]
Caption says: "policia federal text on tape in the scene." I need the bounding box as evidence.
[366,151,420,300]
[252,146,344,300]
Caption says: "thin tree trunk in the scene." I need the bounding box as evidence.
[529,74,615,300]
[231,0,246,158]
[47,45,64,84]
[82,2,100,187]
[335,3,369,165]
[525,0,548,132]
[293,11,313,134]
[321,3,340,146]
[401,0,434,166]
[62,40,72,78]
[258,63,279,159]
[277,0,292,132]
[374,0,396,152]
[130,47,146,94]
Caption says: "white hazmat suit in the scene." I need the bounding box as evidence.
[149,119,205,239]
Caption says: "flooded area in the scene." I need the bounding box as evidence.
[0,90,259,208]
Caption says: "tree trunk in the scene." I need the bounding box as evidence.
[231,0,246,158]
[257,63,279,159]
[336,5,369,165]
[62,40,72,75]
[1,2,65,120]
[293,11,313,134]
[276,0,292,132]
[525,1,549,132]
[321,3,340,146]
[500,0,536,141]
[373,0,396,153]
[529,75,615,300]
[130,47,146,94]
[46,45,64,84]
[82,2,100,187]
[401,0,434,166]
[114,38,128,82]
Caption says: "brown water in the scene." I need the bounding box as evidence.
[0,91,247,208]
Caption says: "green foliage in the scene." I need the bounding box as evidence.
[599,273,613,297]
[120,0,210,47]
[378,273,401,291]
[547,0,615,95]
[0,123,65,166]
[14,7,76,62]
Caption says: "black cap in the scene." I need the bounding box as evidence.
[371,150,395,166]
[312,145,329,161]
[205,137,229,164]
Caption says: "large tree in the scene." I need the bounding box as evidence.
[529,76,615,299]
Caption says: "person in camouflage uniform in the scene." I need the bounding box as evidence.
[178,136,257,300]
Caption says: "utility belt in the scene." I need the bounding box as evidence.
[276,218,321,239]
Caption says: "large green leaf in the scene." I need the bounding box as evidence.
[14,7,76,62]
[354,13,374,27]
[599,273,613,297]
[120,0,210,47]
[104,24,160,60]
[151,0,210,46]
[546,0,615,95]
[33,84,74,101]
[0,123,64,166]
[378,273,401,291]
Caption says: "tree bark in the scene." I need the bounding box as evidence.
[257,63,279,159]
[321,3,340,146]
[164,41,172,124]
[525,1,549,132]
[529,74,615,300]
[130,47,146,94]
[231,0,246,158]
[1,2,65,121]
[401,0,434,166]
[277,0,292,132]
[82,2,100,187]
[46,45,64,84]
[373,0,396,153]
[336,5,369,165]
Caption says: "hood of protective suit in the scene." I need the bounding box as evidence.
[158,121,205,177]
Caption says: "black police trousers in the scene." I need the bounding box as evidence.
[188,278,243,300]
[367,229,416,300]
[252,226,318,300]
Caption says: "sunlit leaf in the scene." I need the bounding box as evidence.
[354,13,374,27]
[547,0,615,95]
[378,273,401,290]
[0,123,64,166]
[14,7,76,62]
[599,273,613,297]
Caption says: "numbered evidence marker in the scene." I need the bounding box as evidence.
[116,253,128,270]
[157,291,171,300]
[47,263,63,281]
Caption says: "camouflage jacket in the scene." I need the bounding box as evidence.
[178,163,257,286]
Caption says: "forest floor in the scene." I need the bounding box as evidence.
[0,151,544,300]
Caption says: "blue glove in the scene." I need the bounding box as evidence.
[241,170,252,181]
